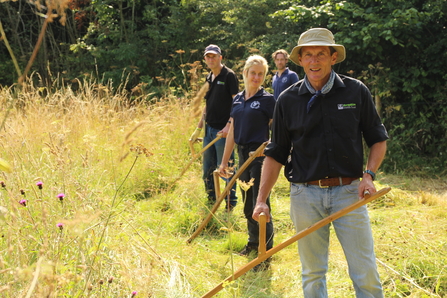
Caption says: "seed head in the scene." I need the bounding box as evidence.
[130,144,153,158]
[237,178,255,192]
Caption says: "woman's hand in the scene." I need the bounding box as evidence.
[218,164,234,179]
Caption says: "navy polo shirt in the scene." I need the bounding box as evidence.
[272,68,299,100]
[231,88,276,145]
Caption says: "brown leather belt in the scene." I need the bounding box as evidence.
[307,177,359,188]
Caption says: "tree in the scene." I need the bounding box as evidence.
[1,0,446,173]
[271,0,447,174]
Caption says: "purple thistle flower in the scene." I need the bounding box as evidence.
[19,199,27,206]
[57,193,65,201]
[131,291,137,297]
[36,181,43,189]
[57,222,64,230]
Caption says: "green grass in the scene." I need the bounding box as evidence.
[0,83,446,297]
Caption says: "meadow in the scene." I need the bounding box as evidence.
[0,80,446,298]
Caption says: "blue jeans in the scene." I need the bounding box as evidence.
[202,125,237,207]
[238,144,274,250]
[290,180,383,298]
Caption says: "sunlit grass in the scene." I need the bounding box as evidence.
[0,81,445,297]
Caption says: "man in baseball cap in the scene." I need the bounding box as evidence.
[190,44,239,211]
[203,44,222,56]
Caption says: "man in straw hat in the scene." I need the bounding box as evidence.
[253,28,388,297]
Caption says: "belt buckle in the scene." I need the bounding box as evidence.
[318,179,329,188]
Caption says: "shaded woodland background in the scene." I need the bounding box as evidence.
[1,0,446,175]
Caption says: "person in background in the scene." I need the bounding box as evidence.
[271,49,299,100]
[189,44,238,211]
[219,55,275,271]
[253,28,388,296]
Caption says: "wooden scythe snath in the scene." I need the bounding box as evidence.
[188,137,203,156]
[200,187,392,298]
[187,141,269,244]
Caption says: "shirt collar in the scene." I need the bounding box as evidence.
[207,65,228,82]
[241,87,266,100]
[298,71,345,96]
[276,67,290,76]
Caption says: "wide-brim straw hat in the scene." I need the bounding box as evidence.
[289,28,346,66]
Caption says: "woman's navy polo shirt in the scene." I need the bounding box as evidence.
[231,88,276,145]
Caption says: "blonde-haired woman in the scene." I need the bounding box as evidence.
[219,55,275,271]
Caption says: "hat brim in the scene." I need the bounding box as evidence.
[289,44,345,66]
[204,50,221,56]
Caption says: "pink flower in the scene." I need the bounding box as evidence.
[57,193,65,201]
[131,291,137,297]
[19,199,27,206]
[57,223,63,230]
[36,181,43,189]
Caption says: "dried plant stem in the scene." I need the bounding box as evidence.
[0,20,21,132]
[0,20,22,78]
[191,82,209,118]
[23,257,43,298]
[18,11,53,85]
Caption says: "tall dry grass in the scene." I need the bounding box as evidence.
[0,80,446,298]
[0,78,201,297]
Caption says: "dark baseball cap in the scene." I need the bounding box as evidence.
[204,44,221,56]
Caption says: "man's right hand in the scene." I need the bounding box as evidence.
[252,202,271,222]
[189,128,202,142]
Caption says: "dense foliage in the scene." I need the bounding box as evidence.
[0,0,446,174]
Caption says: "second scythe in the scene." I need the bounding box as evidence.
[186,141,269,243]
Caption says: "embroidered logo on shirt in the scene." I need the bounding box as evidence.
[338,103,356,110]
[217,81,225,85]
[250,101,261,109]
[281,77,288,83]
